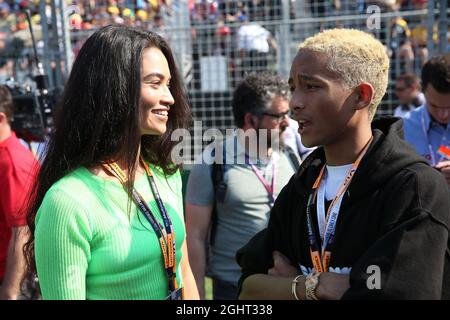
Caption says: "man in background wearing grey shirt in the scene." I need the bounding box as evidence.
[185,73,299,300]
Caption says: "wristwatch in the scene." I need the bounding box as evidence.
[305,272,321,300]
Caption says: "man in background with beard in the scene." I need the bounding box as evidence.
[185,72,300,299]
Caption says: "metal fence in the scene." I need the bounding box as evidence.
[184,0,448,133]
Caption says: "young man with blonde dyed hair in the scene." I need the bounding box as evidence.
[237,29,450,299]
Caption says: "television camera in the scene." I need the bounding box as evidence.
[6,68,57,142]
[3,8,59,142]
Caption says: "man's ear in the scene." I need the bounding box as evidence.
[0,112,7,124]
[244,112,257,128]
[354,83,375,110]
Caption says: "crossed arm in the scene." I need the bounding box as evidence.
[239,251,349,300]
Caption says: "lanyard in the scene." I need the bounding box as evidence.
[306,136,373,272]
[101,159,178,294]
[421,109,449,166]
[245,154,276,206]
[316,169,347,243]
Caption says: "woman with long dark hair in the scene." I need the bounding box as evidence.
[23,25,198,300]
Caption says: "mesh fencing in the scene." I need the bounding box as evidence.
[185,2,447,131]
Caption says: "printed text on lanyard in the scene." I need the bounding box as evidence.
[306,136,373,273]
[101,158,182,300]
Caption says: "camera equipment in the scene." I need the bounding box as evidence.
[9,66,57,142]
[8,8,57,142]
[11,90,45,142]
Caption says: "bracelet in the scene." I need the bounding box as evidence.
[291,274,304,300]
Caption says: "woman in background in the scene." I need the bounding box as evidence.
[24,25,198,300]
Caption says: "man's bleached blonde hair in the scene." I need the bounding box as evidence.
[298,28,389,120]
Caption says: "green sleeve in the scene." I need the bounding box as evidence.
[35,188,93,300]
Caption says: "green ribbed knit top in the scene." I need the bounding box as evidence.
[34,164,185,300]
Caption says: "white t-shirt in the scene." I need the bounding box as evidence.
[324,163,353,201]
[237,23,270,53]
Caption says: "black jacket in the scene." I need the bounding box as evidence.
[237,117,450,299]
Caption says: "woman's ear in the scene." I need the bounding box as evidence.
[354,83,375,110]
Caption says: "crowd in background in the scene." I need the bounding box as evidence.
[0,1,440,35]
[0,0,171,32]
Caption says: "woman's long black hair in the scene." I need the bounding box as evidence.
[23,25,191,295]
